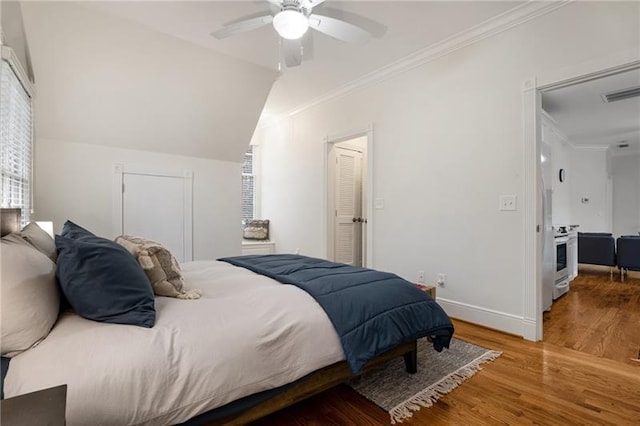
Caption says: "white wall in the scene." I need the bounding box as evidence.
[544,115,572,225]
[544,115,637,236]
[256,2,639,334]
[569,148,611,232]
[19,2,278,258]
[612,154,640,237]
[34,139,242,260]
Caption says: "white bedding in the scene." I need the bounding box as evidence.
[4,261,344,425]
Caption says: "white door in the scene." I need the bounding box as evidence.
[334,147,363,266]
[122,173,190,262]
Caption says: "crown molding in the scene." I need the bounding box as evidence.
[1,45,35,98]
[281,0,570,119]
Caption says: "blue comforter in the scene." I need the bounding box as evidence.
[218,254,454,373]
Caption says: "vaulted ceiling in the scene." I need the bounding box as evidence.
[85,1,525,116]
[22,1,636,158]
[21,1,277,161]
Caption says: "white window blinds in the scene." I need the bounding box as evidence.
[0,59,32,223]
[241,146,255,223]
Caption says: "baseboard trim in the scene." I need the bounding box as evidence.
[437,298,525,337]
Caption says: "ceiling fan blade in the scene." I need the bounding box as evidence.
[308,14,371,44]
[211,15,273,39]
[282,38,303,68]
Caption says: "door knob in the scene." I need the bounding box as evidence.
[352,217,357,222]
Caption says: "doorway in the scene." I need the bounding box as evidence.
[537,67,640,363]
[325,135,369,266]
[524,59,640,342]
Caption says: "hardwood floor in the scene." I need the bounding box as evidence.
[252,293,640,425]
[543,266,640,365]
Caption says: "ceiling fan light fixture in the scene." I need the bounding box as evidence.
[273,10,309,40]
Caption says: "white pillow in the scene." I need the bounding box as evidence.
[20,221,57,262]
[1,234,60,357]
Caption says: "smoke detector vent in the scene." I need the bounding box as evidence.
[601,86,640,103]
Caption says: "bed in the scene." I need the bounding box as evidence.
[0,209,454,425]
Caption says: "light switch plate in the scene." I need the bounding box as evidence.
[375,198,384,209]
[500,195,517,211]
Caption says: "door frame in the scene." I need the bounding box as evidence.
[112,163,194,261]
[522,53,640,341]
[322,125,374,268]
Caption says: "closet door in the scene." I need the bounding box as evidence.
[119,170,192,262]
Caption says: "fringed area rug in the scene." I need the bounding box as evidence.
[348,338,501,424]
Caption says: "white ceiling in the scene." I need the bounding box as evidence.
[86,1,524,116]
[542,68,640,155]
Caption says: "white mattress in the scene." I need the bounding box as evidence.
[4,261,344,425]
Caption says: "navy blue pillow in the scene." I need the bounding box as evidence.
[61,220,97,240]
[55,222,155,328]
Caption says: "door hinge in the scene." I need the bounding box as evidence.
[122,183,125,193]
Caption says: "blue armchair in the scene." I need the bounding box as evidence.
[578,232,616,279]
[617,236,640,281]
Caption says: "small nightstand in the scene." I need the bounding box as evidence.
[0,384,67,426]
[415,283,436,299]
[241,240,275,255]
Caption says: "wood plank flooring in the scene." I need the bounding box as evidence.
[250,273,640,425]
[543,266,640,365]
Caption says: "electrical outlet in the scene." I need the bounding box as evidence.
[437,273,446,287]
[418,270,425,284]
[499,195,517,211]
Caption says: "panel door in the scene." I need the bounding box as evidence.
[122,173,187,262]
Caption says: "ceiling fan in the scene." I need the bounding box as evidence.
[211,0,374,68]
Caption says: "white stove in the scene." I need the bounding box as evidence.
[552,225,578,299]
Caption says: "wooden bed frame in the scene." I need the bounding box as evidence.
[0,208,419,425]
[210,340,418,425]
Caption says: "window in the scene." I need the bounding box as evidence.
[241,145,256,223]
[0,58,33,224]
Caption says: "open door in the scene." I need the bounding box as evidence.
[334,146,363,266]
[326,135,368,266]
